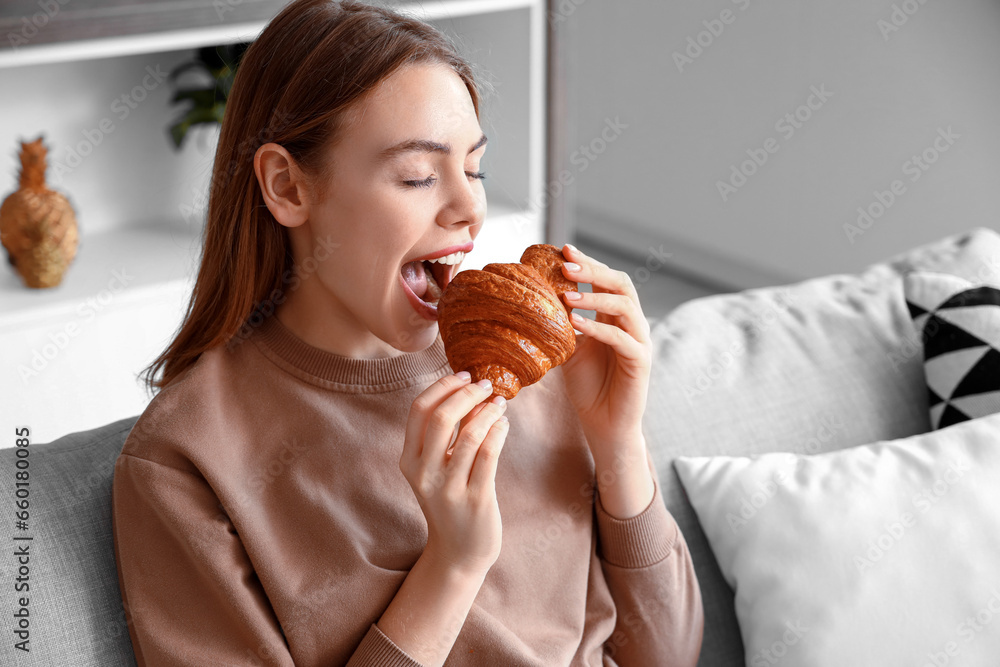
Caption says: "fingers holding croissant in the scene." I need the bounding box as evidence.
[560,244,651,347]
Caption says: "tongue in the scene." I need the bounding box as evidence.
[401,261,428,298]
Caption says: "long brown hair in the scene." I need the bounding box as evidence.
[142,0,482,394]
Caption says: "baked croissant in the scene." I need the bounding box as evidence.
[437,243,578,399]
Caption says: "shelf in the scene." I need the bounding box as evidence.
[0,221,200,330]
[0,0,536,69]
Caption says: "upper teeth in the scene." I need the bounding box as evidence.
[426,251,465,265]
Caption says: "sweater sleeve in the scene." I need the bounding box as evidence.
[112,453,422,667]
[593,450,704,667]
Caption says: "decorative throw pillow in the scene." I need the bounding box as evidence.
[903,271,1000,429]
[673,412,1000,667]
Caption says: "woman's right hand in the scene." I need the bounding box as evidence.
[400,372,510,578]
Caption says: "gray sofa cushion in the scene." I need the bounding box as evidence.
[643,227,1000,666]
[0,416,138,666]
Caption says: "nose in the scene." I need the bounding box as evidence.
[437,169,486,229]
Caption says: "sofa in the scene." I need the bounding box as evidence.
[2,226,997,666]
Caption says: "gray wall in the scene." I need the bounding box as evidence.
[569,0,1000,288]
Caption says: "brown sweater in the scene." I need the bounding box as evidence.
[111,314,703,666]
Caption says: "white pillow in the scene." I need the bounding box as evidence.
[674,413,1000,667]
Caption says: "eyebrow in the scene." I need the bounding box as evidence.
[377,132,488,163]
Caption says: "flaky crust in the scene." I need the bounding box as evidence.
[437,244,578,399]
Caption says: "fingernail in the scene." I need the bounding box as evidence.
[498,415,509,424]
[566,243,579,254]
[456,371,471,381]
[491,395,506,407]
[476,379,492,390]
[564,291,582,301]
[564,262,581,272]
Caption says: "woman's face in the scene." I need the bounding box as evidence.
[281,62,487,358]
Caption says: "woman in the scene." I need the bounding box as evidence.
[111,1,703,665]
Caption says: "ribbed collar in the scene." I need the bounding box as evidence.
[249,313,450,391]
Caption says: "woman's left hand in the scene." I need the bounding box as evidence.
[557,244,653,460]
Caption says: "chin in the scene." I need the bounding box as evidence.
[386,321,439,354]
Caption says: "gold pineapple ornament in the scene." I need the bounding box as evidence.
[0,136,79,288]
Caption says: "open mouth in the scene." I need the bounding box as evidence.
[400,254,463,319]
[424,260,451,301]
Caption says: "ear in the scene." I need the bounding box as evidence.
[254,142,311,228]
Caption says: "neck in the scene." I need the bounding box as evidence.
[275,281,405,360]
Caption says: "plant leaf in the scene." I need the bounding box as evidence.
[171,88,217,107]
[169,106,227,149]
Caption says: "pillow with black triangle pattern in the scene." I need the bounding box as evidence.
[904,271,1000,430]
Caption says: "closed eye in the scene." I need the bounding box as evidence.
[404,171,487,189]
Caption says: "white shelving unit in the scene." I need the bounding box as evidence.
[0,0,549,443]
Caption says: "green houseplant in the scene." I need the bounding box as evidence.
[167,42,251,149]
